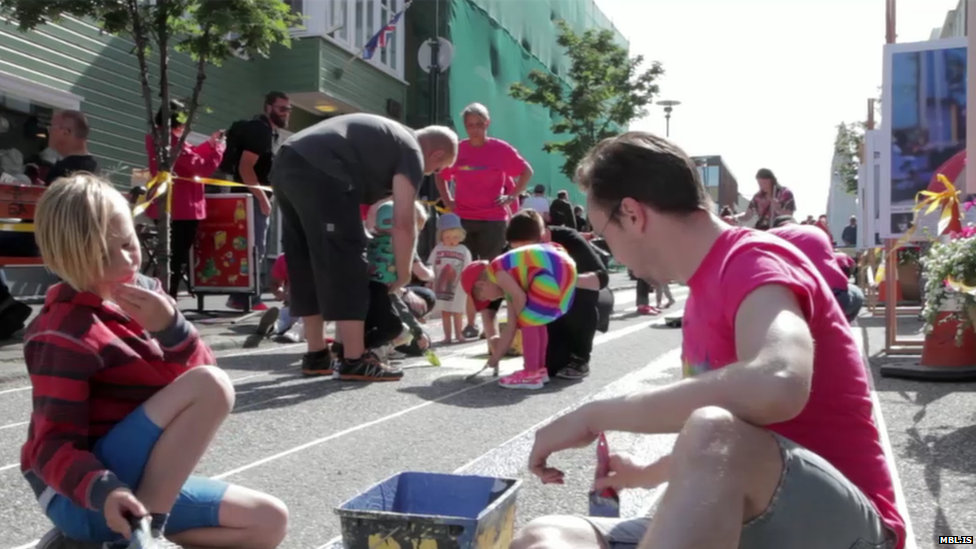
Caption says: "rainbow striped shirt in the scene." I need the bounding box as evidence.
[488,243,578,326]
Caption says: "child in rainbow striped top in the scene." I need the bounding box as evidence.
[461,243,578,390]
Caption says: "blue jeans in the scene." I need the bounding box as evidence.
[229,195,270,307]
[45,406,229,543]
[834,284,865,323]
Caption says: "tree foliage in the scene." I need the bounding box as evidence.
[834,121,865,195]
[0,0,299,292]
[509,20,663,181]
[0,0,298,172]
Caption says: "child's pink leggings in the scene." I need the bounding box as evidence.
[520,325,548,373]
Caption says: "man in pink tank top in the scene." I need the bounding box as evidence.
[511,132,905,549]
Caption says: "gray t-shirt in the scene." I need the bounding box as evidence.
[282,113,425,205]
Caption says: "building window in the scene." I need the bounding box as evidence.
[329,0,348,42]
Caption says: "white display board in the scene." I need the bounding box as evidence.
[881,37,971,239]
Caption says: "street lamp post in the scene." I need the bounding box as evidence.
[657,99,681,137]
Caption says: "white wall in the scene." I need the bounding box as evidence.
[826,150,858,244]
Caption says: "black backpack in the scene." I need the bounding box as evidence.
[217,119,250,178]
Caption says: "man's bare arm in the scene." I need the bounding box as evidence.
[585,284,814,434]
[390,175,418,291]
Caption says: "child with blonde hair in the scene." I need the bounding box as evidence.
[24,174,287,548]
[428,213,472,343]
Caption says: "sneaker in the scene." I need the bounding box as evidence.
[637,305,660,316]
[301,348,335,377]
[256,307,279,337]
[498,369,549,390]
[461,325,479,339]
[36,528,100,549]
[556,360,590,380]
[336,352,404,382]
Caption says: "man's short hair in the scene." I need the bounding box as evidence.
[576,131,711,215]
[265,91,289,105]
[506,210,545,243]
[55,110,90,141]
[416,125,459,157]
[557,190,569,199]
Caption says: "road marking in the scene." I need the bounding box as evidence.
[0,285,665,397]
[315,349,682,549]
[212,315,674,481]
[0,294,687,549]
[855,329,918,549]
[0,420,27,431]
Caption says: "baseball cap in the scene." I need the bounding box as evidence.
[461,261,491,311]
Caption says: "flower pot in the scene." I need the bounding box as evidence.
[897,262,921,303]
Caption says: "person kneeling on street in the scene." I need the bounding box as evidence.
[505,210,608,379]
[25,175,287,549]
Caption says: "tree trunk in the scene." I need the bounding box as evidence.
[128,0,172,293]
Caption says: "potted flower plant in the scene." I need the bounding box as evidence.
[920,205,976,344]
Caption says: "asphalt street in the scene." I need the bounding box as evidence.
[0,285,690,548]
[0,285,956,549]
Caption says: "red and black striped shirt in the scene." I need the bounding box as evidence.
[20,275,214,512]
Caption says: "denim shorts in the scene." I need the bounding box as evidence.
[45,405,230,543]
[583,434,896,549]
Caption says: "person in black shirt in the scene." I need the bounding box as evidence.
[45,110,98,184]
[547,190,577,229]
[272,113,458,382]
[505,210,610,379]
[226,91,291,311]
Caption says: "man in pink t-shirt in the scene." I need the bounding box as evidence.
[435,102,534,338]
[770,215,864,322]
[513,132,905,549]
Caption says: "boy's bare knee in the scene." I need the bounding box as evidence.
[253,494,289,547]
[188,366,236,411]
[512,516,603,549]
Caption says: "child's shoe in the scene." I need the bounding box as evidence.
[498,369,549,390]
[274,306,297,335]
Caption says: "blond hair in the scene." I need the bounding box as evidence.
[439,226,466,244]
[461,102,490,123]
[34,173,129,291]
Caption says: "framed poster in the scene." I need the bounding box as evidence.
[190,193,257,294]
[881,37,971,239]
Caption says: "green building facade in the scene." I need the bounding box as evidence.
[404,0,627,203]
[0,4,409,188]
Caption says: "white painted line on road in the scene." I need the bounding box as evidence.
[214,316,677,481]
[854,331,918,549]
[315,349,682,549]
[0,420,27,431]
[0,462,19,472]
[0,285,666,398]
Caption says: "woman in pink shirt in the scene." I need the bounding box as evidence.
[770,215,863,322]
[146,100,225,299]
[435,102,534,338]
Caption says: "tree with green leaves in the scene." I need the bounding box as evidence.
[834,121,865,195]
[0,0,299,293]
[509,19,663,182]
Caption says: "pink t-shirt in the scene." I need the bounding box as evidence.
[683,228,905,548]
[440,138,529,221]
[769,224,849,290]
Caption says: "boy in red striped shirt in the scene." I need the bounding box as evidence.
[23,175,287,548]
